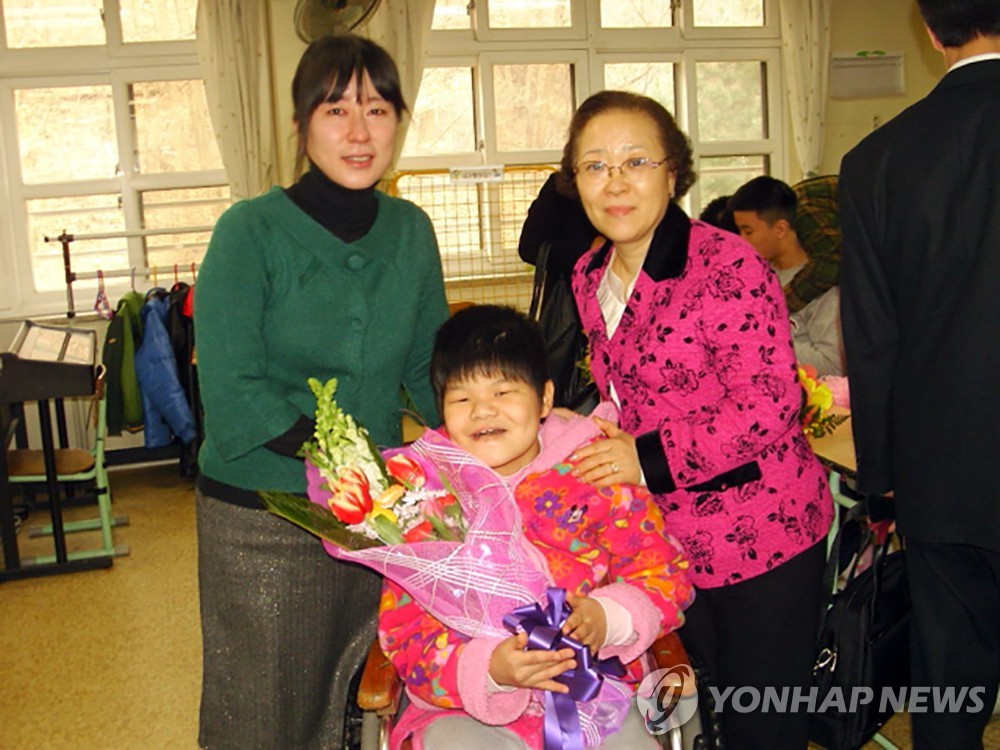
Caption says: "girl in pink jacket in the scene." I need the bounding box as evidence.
[378,305,693,749]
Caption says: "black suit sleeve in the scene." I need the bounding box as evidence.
[837,161,897,495]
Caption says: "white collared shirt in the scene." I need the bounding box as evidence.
[596,251,648,487]
[949,51,1000,72]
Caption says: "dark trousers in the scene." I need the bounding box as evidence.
[678,540,826,750]
[906,538,1000,750]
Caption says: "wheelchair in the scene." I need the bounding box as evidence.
[352,631,699,750]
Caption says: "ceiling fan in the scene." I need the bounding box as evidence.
[294,0,383,43]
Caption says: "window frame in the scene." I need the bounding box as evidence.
[682,46,784,210]
[405,0,785,233]
[0,0,221,318]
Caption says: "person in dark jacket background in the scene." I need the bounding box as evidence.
[518,173,601,411]
[839,2,1000,746]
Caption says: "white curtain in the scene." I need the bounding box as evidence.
[778,0,832,177]
[361,0,438,163]
[196,0,278,200]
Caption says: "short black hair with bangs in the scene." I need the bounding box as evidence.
[291,33,408,177]
[430,305,551,416]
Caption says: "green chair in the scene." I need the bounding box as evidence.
[7,366,129,564]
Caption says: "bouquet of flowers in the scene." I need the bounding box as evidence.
[298,376,464,545]
[798,365,849,438]
[259,377,548,639]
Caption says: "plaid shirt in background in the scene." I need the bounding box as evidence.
[786,175,841,312]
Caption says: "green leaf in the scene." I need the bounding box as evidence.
[425,512,451,541]
[258,490,381,551]
[370,513,406,545]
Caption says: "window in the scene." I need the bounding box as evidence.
[0,0,229,317]
[397,0,782,309]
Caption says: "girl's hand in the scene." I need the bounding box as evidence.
[571,417,640,487]
[489,632,576,693]
[562,591,607,654]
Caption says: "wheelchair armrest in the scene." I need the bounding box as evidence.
[358,638,403,715]
[650,630,698,696]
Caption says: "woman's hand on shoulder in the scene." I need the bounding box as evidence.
[489,632,576,693]
[570,417,641,487]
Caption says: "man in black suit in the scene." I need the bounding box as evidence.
[839,2,1000,747]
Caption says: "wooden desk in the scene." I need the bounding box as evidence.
[806,407,863,555]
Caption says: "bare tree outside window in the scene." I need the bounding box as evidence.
[488,0,571,28]
[432,0,472,30]
[694,0,764,27]
[604,63,677,114]
[403,67,477,157]
[600,0,673,29]
[696,61,767,142]
[3,0,106,48]
[493,64,574,152]
[120,0,196,43]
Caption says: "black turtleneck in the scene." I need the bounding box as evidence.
[284,163,378,243]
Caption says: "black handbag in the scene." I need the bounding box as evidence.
[528,242,599,414]
[809,502,910,750]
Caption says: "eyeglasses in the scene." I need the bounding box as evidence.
[573,157,670,183]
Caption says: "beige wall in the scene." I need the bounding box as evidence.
[817,0,943,177]
[269,0,308,186]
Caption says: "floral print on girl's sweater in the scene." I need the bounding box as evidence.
[378,406,693,750]
[572,203,834,589]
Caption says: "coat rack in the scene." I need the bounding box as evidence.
[44,225,213,318]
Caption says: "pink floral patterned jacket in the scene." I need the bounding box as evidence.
[572,203,833,589]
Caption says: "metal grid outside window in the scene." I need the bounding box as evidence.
[385,165,556,311]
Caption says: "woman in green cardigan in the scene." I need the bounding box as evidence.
[193,34,449,750]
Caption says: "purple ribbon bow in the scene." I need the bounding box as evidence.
[503,587,626,750]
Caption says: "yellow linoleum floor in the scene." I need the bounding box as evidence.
[1,463,997,749]
[0,464,201,750]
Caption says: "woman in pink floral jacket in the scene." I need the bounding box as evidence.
[564,91,833,750]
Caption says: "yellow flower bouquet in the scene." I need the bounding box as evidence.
[798,365,849,438]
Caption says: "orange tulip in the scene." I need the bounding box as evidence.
[385,453,426,490]
[328,467,372,525]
